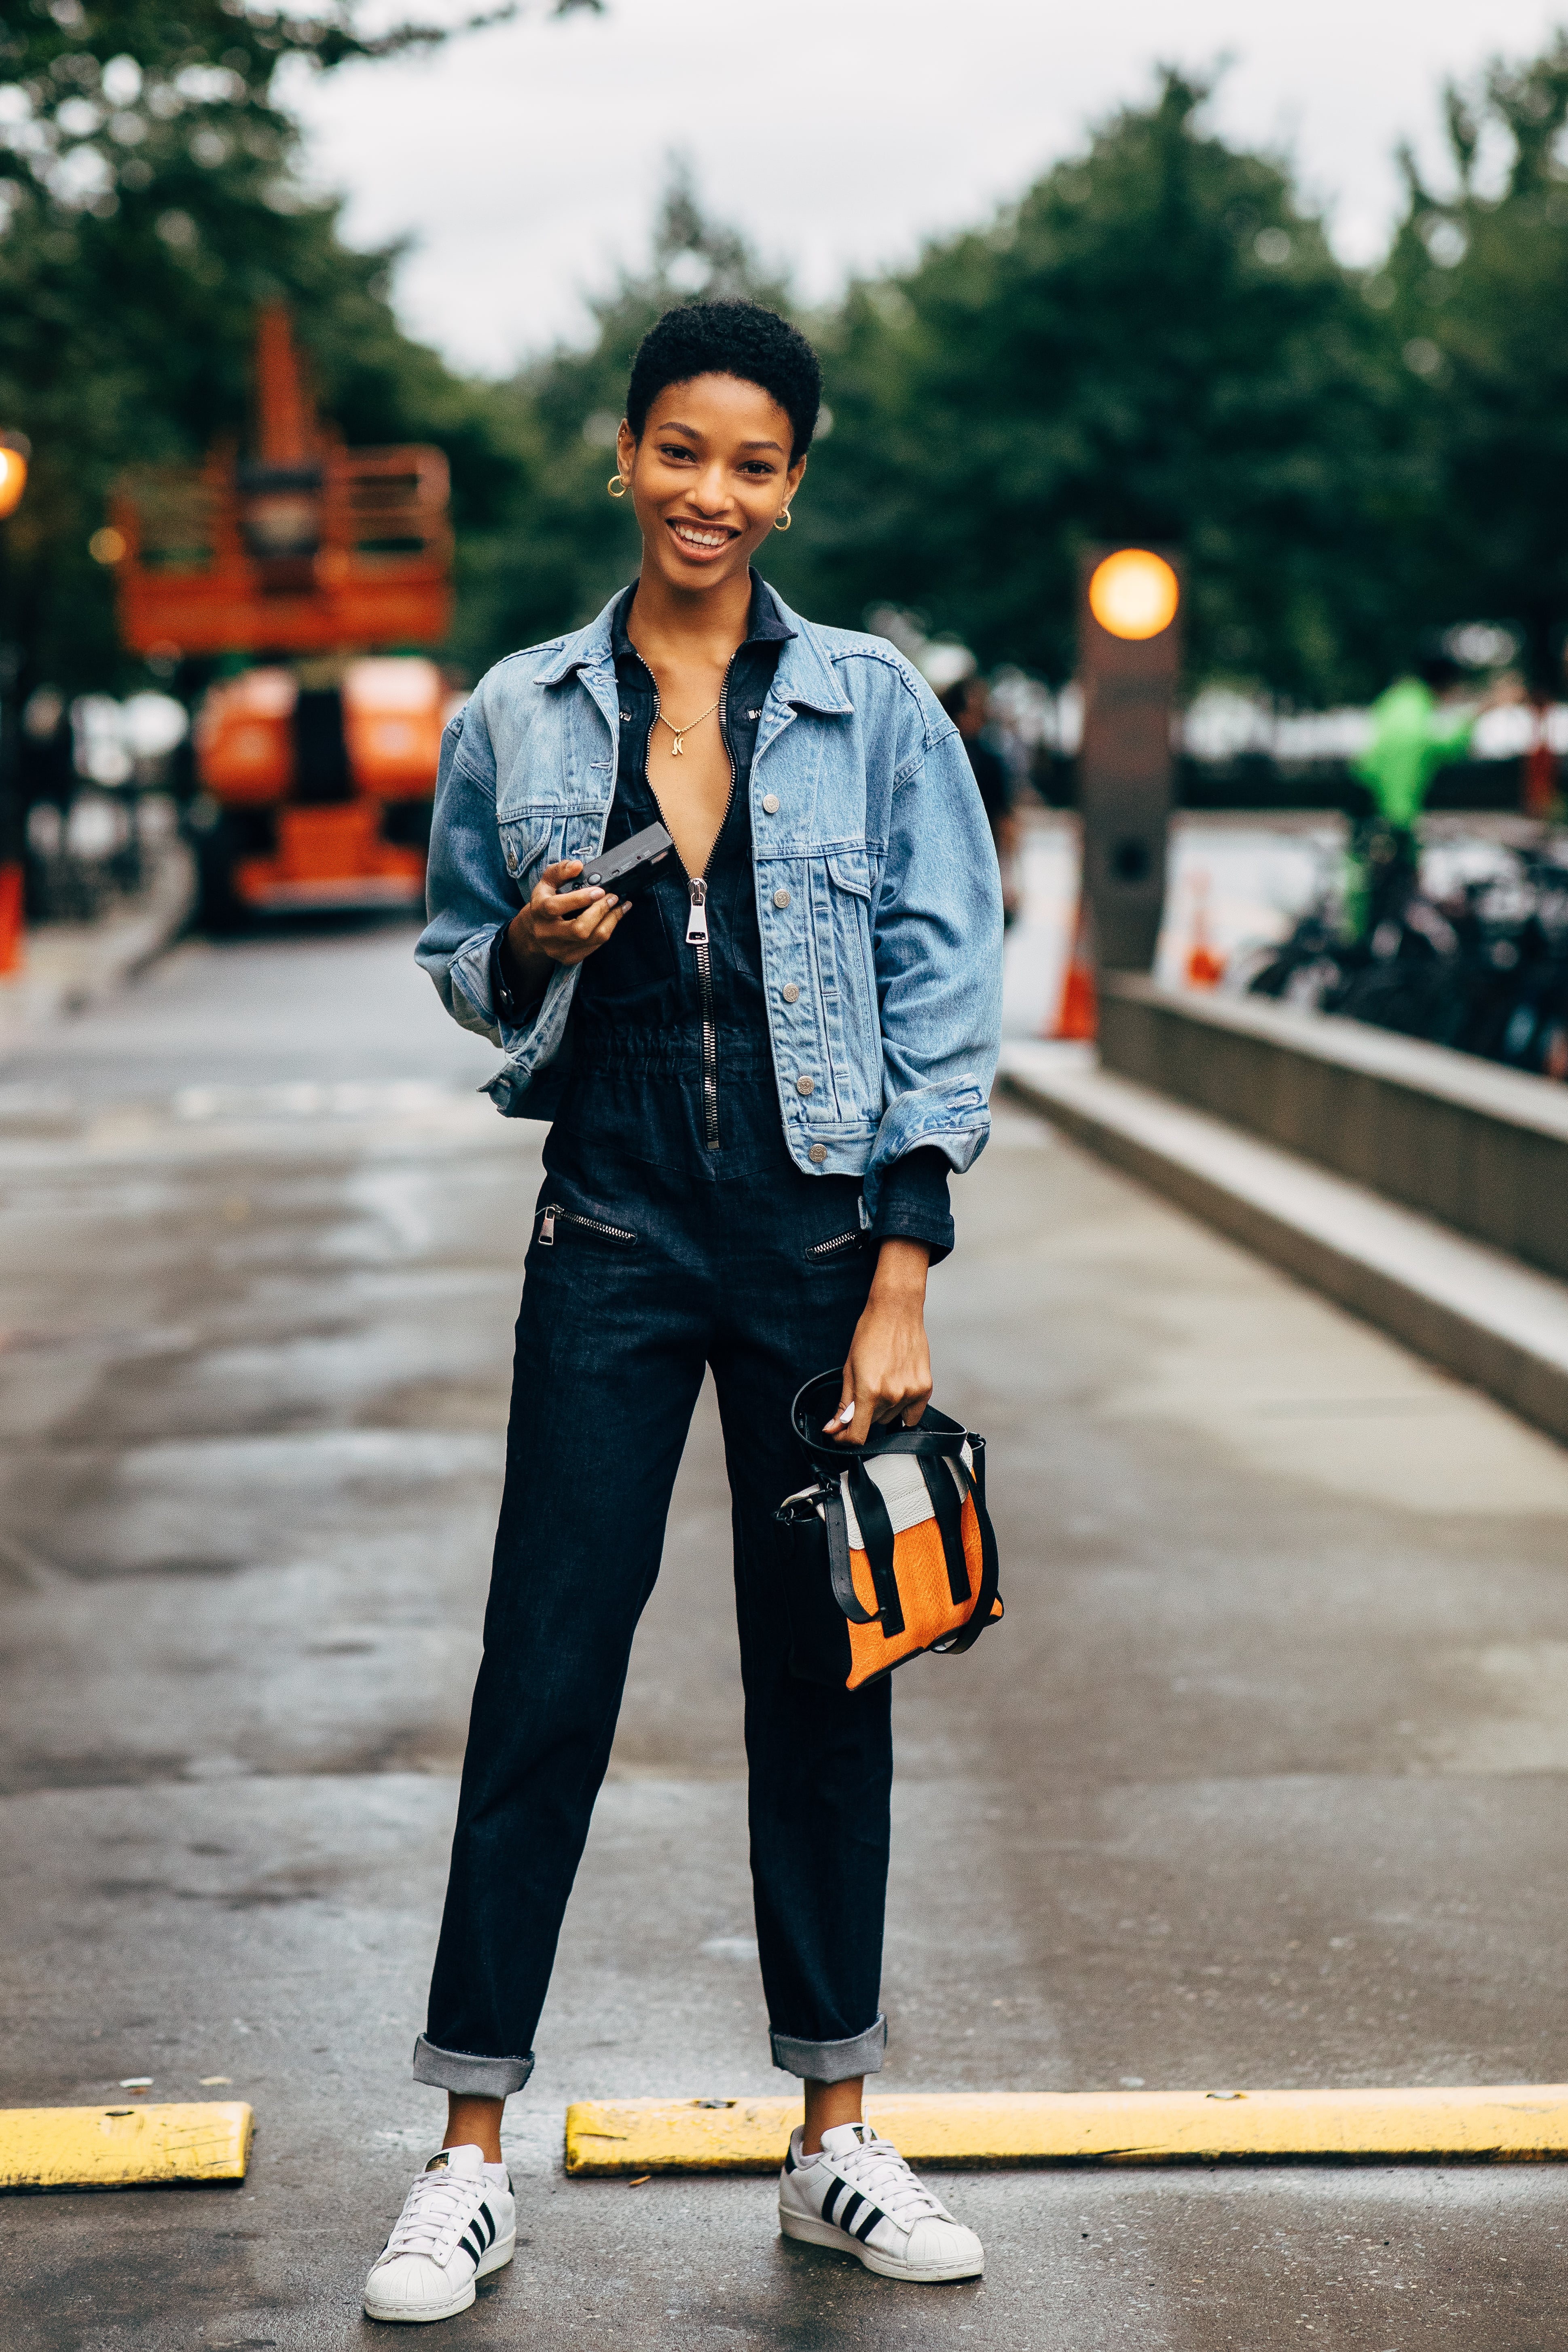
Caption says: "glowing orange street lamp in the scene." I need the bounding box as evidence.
[0,432,29,522]
[1088,547,1180,642]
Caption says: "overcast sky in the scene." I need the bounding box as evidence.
[289,0,1565,378]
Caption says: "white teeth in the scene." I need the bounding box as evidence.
[673,524,726,549]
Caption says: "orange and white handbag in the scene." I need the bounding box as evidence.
[775,1370,1003,1691]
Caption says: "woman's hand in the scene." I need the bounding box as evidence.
[827,1239,933,1446]
[501,859,633,1000]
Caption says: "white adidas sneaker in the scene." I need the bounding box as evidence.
[777,2121,984,2282]
[364,2143,516,2324]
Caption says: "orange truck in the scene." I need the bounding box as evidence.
[109,306,456,922]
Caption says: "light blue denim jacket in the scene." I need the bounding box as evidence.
[415,584,1003,1218]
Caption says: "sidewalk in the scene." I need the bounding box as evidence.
[0,830,196,1048]
[1001,1010,1568,1468]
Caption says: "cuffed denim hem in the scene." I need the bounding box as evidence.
[412,2033,534,2099]
[769,2013,886,2083]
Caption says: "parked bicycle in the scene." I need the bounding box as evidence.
[1232,835,1568,1082]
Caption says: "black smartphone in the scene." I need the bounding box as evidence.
[573,821,676,901]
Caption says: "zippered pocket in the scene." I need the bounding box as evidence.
[537,1202,637,1249]
[805,1229,863,1263]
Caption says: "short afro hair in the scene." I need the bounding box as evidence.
[625,300,821,464]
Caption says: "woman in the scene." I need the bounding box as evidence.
[366,299,1003,2324]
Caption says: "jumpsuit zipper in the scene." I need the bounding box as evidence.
[806,1229,862,1261]
[538,1204,637,1247]
[640,650,742,1154]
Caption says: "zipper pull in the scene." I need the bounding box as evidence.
[686,879,710,945]
[540,1206,556,1245]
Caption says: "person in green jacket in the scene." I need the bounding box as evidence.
[1346,654,1518,942]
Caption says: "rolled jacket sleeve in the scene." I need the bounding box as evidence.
[869,1145,954,1263]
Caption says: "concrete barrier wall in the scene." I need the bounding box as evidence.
[1098,976,1568,1284]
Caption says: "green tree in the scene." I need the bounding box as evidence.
[790,72,1410,703]
[1384,36,1568,688]
[0,0,543,222]
[0,0,595,697]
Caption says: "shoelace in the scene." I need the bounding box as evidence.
[826,2135,948,2226]
[383,2168,484,2262]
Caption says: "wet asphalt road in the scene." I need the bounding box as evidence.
[5,919,1568,2352]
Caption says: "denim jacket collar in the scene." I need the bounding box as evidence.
[535,579,853,717]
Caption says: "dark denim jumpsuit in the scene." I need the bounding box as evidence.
[416,579,954,2099]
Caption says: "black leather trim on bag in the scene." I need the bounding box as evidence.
[845,1461,906,1637]
[915,1451,973,1607]
[822,1484,877,1625]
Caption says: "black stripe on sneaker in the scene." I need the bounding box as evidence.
[459,2227,485,2266]
[837,2190,865,2234]
[478,2202,495,2243]
[852,2202,886,2243]
[822,2180,847,2227]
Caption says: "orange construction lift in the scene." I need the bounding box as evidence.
[109,305,455,920]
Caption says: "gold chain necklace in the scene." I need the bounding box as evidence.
[655,699,721,758]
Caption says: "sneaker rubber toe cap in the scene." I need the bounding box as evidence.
[904,2217,984,2274]
[365,2253,462,2313]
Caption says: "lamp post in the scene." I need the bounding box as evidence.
[1076,545,1183,973]
[0,430,32,974]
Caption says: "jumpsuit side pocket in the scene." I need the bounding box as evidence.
[535,1202,638,1249]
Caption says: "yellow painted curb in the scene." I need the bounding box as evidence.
[0,2102,254,2191]
[564,2087,1568,2175]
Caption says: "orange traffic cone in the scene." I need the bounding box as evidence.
[1184,869,1225,989]
[1049,896,1098,1040]
[1524,705,1559,819]
[0,862,23,976]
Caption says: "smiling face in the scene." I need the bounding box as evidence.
[616,373,807,597]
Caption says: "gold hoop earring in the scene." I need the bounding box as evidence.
[607,475,628,500]
[772,506,793,532]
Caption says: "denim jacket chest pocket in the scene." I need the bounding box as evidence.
[497,810,607,900]
[495,703,615,898]
[493,677,616,878]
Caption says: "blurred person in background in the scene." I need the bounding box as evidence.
[362,299,1003,2325]
[941,675,1021,927]
[1348,652,1521,943]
